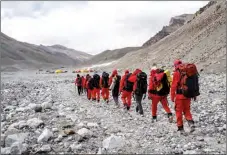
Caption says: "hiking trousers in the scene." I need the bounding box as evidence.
[175,98,193,127]
[87,89,92,100]
[121,90,132,108]
[77,86,82,96]
[113,96,119,105]
[101,88,109,101]
[92,88,100,101]
[135,95,143,115]
[151,95,172,118]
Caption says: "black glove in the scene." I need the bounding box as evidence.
[143,94,146,100]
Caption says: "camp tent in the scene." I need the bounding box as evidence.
[55,69,63,73]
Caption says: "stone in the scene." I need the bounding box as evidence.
[87,122,99,128]
[78,122,85,128]
[52,128,58,132]
[1,147,11,154]
[40,144,51,152]
[10,142,28,154]
[27,118,44,128]
[77,128,93,138]
[37,128,53,143]
[70,143,82,153]
[34,106,42,112]
[64,129,75,135]
[102,135,124,149]
[41,102,52,109]
[5,133,29,147]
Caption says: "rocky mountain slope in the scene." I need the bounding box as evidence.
[142,14,193,47]
[109,1,226,74]
[0,33,91,71]
[87,47,140,66]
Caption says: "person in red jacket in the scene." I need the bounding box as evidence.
[148,67,173,123]
[86,75,93,100]
[121,69,142,111]
[171,60,195,133]
[75,74,82,95]
[119,70,129,92]
[100,72,110,103]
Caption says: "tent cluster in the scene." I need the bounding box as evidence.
[73,69,94,73]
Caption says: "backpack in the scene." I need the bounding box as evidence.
[123,73,134,92]
[93,74,100,88]
[88,78,94,90]
[77,77,82,86]
[177,63,200,98]
[102,72,109,88]
[153,72,170,96]
[135,72,147,95]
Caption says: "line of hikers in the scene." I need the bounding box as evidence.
[75,60,200,133]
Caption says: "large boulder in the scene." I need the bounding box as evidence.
[10,142,28,154]
[41,102,52,110]
[5,133,29,147]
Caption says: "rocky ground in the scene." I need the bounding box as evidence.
[1,71,226,154]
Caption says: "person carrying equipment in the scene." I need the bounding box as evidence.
[86,75,93,100]
[101,72,110,103]
[171,60,200,133]
[121,69,142,111]
[109,70,121,107]
[148,68,173,123]
[75,74,82,96]
[134,71,147,116]
[92,74,101,102]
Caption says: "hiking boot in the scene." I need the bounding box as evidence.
[126,106,130,111]
[167,113,173,123]
[136,106,139,113]
[97,100,100,103]
[106,100,109,104]
[188,120,195,133]
[152,116,157,123]
[92,98,96,101]
[177,126,187,135]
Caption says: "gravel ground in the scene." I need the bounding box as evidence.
[1,71,226,154]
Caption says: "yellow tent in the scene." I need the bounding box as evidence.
[55,69,63,73]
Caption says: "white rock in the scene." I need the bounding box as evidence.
[97,147,107,154]
[183,150,197,154]
[40,144,51,152]
[41,102,52,109]
[77,128,93,138]
[87,122,99,128]
[37,128,53,143]
[102,135,124,149]
[10,142,28,154]
[27,118,44,128]
[52,128,58,132]
[78,122,85,128]
[70,143,82,152]
[1,147,11,154]
[5,133,29,147]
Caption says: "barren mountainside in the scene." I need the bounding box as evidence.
[142,14,193,47]
[0,32,91,71]
[109,1,226,74]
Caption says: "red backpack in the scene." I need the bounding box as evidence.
[178,63,200,98]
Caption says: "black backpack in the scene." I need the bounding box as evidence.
[102,72,109,88]
[135,72,147,95]
[93,74,100,88]
[88,78,94,90]
[154,72,170,96]
[123,73,134,92]
[77,77,82,85]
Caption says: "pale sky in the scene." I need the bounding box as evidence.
[1,1,209,55]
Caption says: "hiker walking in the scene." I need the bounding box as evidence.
[171,60,200,133]
[75,74,82,96]
[134,71,147,116]
[86,75,93,100]
[120,69,142,111]
[92,74,101,102]
[148,67,173,122]
[101,72,110,103]
[109,70,121,107]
